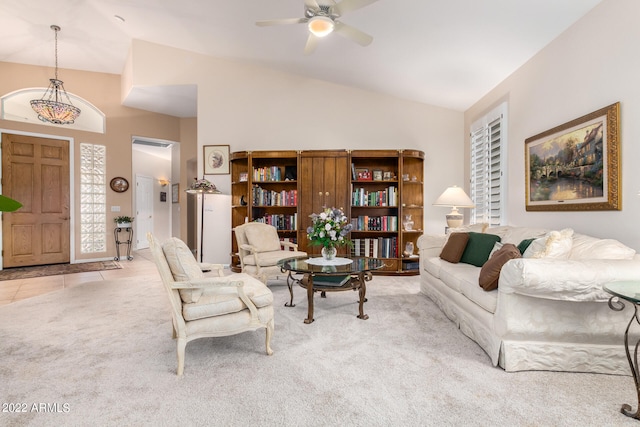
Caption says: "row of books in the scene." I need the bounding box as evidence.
[253,166,282,182]
[351,215,398,231]
[254,214,298,231]
[252,186,297,206]
[351,186,398,207]
[351,237,398,259]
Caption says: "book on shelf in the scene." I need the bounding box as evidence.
[351,237,397,258]
[254,213,298,231]
[253,166,282,182]
[312,275,351,287]
[252,186,297,206]
[353,215,398,231]
[351,186,397,207]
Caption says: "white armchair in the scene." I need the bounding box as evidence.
[147,233,274,376]
[234,222,306,283]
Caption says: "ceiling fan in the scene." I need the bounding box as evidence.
[256,0,379,54]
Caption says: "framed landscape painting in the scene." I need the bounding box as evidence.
[525,102,620,211]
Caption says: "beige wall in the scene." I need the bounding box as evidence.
[0,62,186,261]
[464,0,640,251]
[125,40,464,239]
[178,118,197,240]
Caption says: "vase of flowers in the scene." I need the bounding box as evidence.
[307,207,353,260]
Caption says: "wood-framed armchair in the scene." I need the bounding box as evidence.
[234,222,307,283]
[147,233,274,376]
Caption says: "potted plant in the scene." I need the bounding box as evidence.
[114,215,134,228]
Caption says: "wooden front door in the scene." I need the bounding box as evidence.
[2,133,70,267]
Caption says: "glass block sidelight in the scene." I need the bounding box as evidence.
[80,143,107,253]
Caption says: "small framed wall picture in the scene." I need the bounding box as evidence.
[160,192,167,202]
[171,183,179,203]
[203,145,230,175]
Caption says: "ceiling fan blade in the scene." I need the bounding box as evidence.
[304,0,321,10]
[256,17,307,27]
[331,0,379,16]
[304,34,320,55]
[333,21,373,46]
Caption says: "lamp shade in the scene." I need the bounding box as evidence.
[433,186,474,208]
[433,186,474,228]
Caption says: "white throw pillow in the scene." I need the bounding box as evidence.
[488,241,503,259]
[523,228,574,259]
[162,238,205,303]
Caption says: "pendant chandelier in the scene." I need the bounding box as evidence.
[30,25,81,125]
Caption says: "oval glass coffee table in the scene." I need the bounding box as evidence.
[277,256,384,324]
[604,281,640,420]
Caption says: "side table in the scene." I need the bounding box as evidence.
[114,226,134,261]
[604,281,640,420]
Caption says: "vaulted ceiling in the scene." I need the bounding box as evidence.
[0,0,602,117]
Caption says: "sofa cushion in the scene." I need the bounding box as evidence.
[439,261,481,293]
[479,243,521,291]
[500,227,548,245]
[423,256,442,279]
[569,233,636,260]
[448,223,489,234]
[162,238,205,303]
[439,232,469,263]
[459,275,498,314]
[523,229,573,259]
[459,232,501,267]
[244,225,282,252]
[182,273,274,321]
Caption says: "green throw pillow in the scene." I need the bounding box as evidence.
[517,238,536,255]
[459,232,501,267]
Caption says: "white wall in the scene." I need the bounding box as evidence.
[124,40,465,236]
[465,0,640,251]
[132,149,172,244]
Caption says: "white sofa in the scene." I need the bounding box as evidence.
[417,225,640,374]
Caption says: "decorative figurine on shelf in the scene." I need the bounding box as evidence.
[307,207,353,260]
[403,241,415,257]
[402,214,414,231]
[114,215,134,228]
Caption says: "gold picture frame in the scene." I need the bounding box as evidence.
[203,145,230,175]
[525,102,620,211]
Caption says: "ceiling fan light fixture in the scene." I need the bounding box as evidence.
[308,16,334,37]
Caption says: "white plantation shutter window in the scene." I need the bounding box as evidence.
[470,103,507,227]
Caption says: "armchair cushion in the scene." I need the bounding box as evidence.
[162,238,205,303]
[243,250,308,267]
[244,225,281,252]
[182,273,274,321]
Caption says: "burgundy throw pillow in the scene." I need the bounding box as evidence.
[440,233,470,263]
[479,243,521,291]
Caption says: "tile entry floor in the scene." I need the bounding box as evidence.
[0,249,159,306]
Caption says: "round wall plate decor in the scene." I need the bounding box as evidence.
[110,177,129,193]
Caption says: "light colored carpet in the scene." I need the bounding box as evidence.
[0,272,637,426]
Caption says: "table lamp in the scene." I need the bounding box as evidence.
[433,186,475,228]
